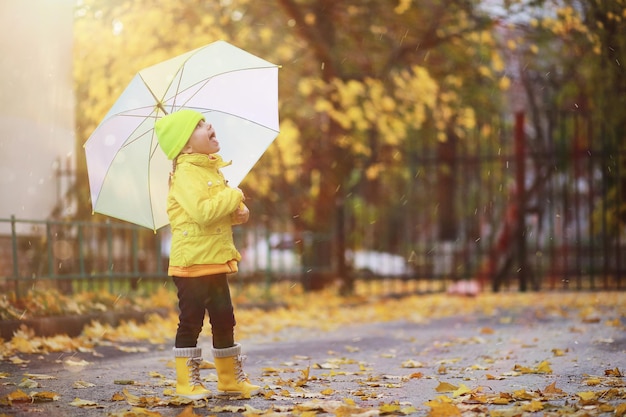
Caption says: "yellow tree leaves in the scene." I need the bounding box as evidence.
[318,68,441,147]
[74,0,231,141]
[304,64,452,176]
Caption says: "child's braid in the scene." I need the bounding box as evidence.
[169,158,177,187]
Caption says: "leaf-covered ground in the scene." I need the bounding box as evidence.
[0,284,625,416]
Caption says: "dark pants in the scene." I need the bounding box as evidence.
[173,274,236,349]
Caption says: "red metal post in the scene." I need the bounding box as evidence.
[515,112,528,291]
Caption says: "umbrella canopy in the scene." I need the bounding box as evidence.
[84,41,279,230]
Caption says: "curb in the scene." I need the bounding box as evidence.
[0,308,169,340]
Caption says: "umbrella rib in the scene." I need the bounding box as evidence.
[170,63,187,110]
[138,73,169,115]
[212,110,280,132]
[147,142,160,231]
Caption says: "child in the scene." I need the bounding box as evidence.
[155,109,260,400]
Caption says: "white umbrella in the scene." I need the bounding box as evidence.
[84,41,279,230]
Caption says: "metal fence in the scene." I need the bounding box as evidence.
[340,110,625,292]
[0,216,308,299]
[1,111,624,298]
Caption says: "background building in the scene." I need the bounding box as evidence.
[0,0,76,234]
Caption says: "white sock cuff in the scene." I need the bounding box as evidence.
[212,343,241,358]
[173,347,202,358]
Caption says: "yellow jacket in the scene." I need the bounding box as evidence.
[166,153,244,277]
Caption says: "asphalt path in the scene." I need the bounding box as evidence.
[1,303,624,416]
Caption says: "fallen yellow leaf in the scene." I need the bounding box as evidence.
[176,405,200,417]
[452,383,472,398]
[69,397,100,407]
[468,393,489,404]
[543,381,565,395]
[73,380,96,388]
[379,402,401,414]
[127,407,165,417]
[18,378,39,389]
[424,398,461,416]
[23,373,56,380]
[512,389,536,400]
[296,365,311,386]
[31,391,60,402]
[114,379,135,385]
[584,377,602,386]
[605,318,622,327]
[65,358,90,367]
[435,381,458,393]
[111,392,125,401]
[536,360,553,374]
[577,391,597,402]
[513,360,552,374]
[343,397,356,406]
[522,400,544,412]
[7,389,31,402]
[401,359,426,368]
[491,395,511,405]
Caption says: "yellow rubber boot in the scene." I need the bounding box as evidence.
[174,347,211,400]
[213,344,260,396]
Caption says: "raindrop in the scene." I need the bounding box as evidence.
[112,19,123,35]
[231,10,243,21]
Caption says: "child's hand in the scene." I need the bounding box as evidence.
[232,203,249,224]
[235,187,246,201]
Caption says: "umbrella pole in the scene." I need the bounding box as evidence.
[156,101,168,115]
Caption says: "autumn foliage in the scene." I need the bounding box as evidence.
[1,288,625,415]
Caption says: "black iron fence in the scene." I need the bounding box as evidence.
[1,111,624,298]
[338,110,625,292]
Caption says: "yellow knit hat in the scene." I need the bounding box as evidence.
[155,109,205,160]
